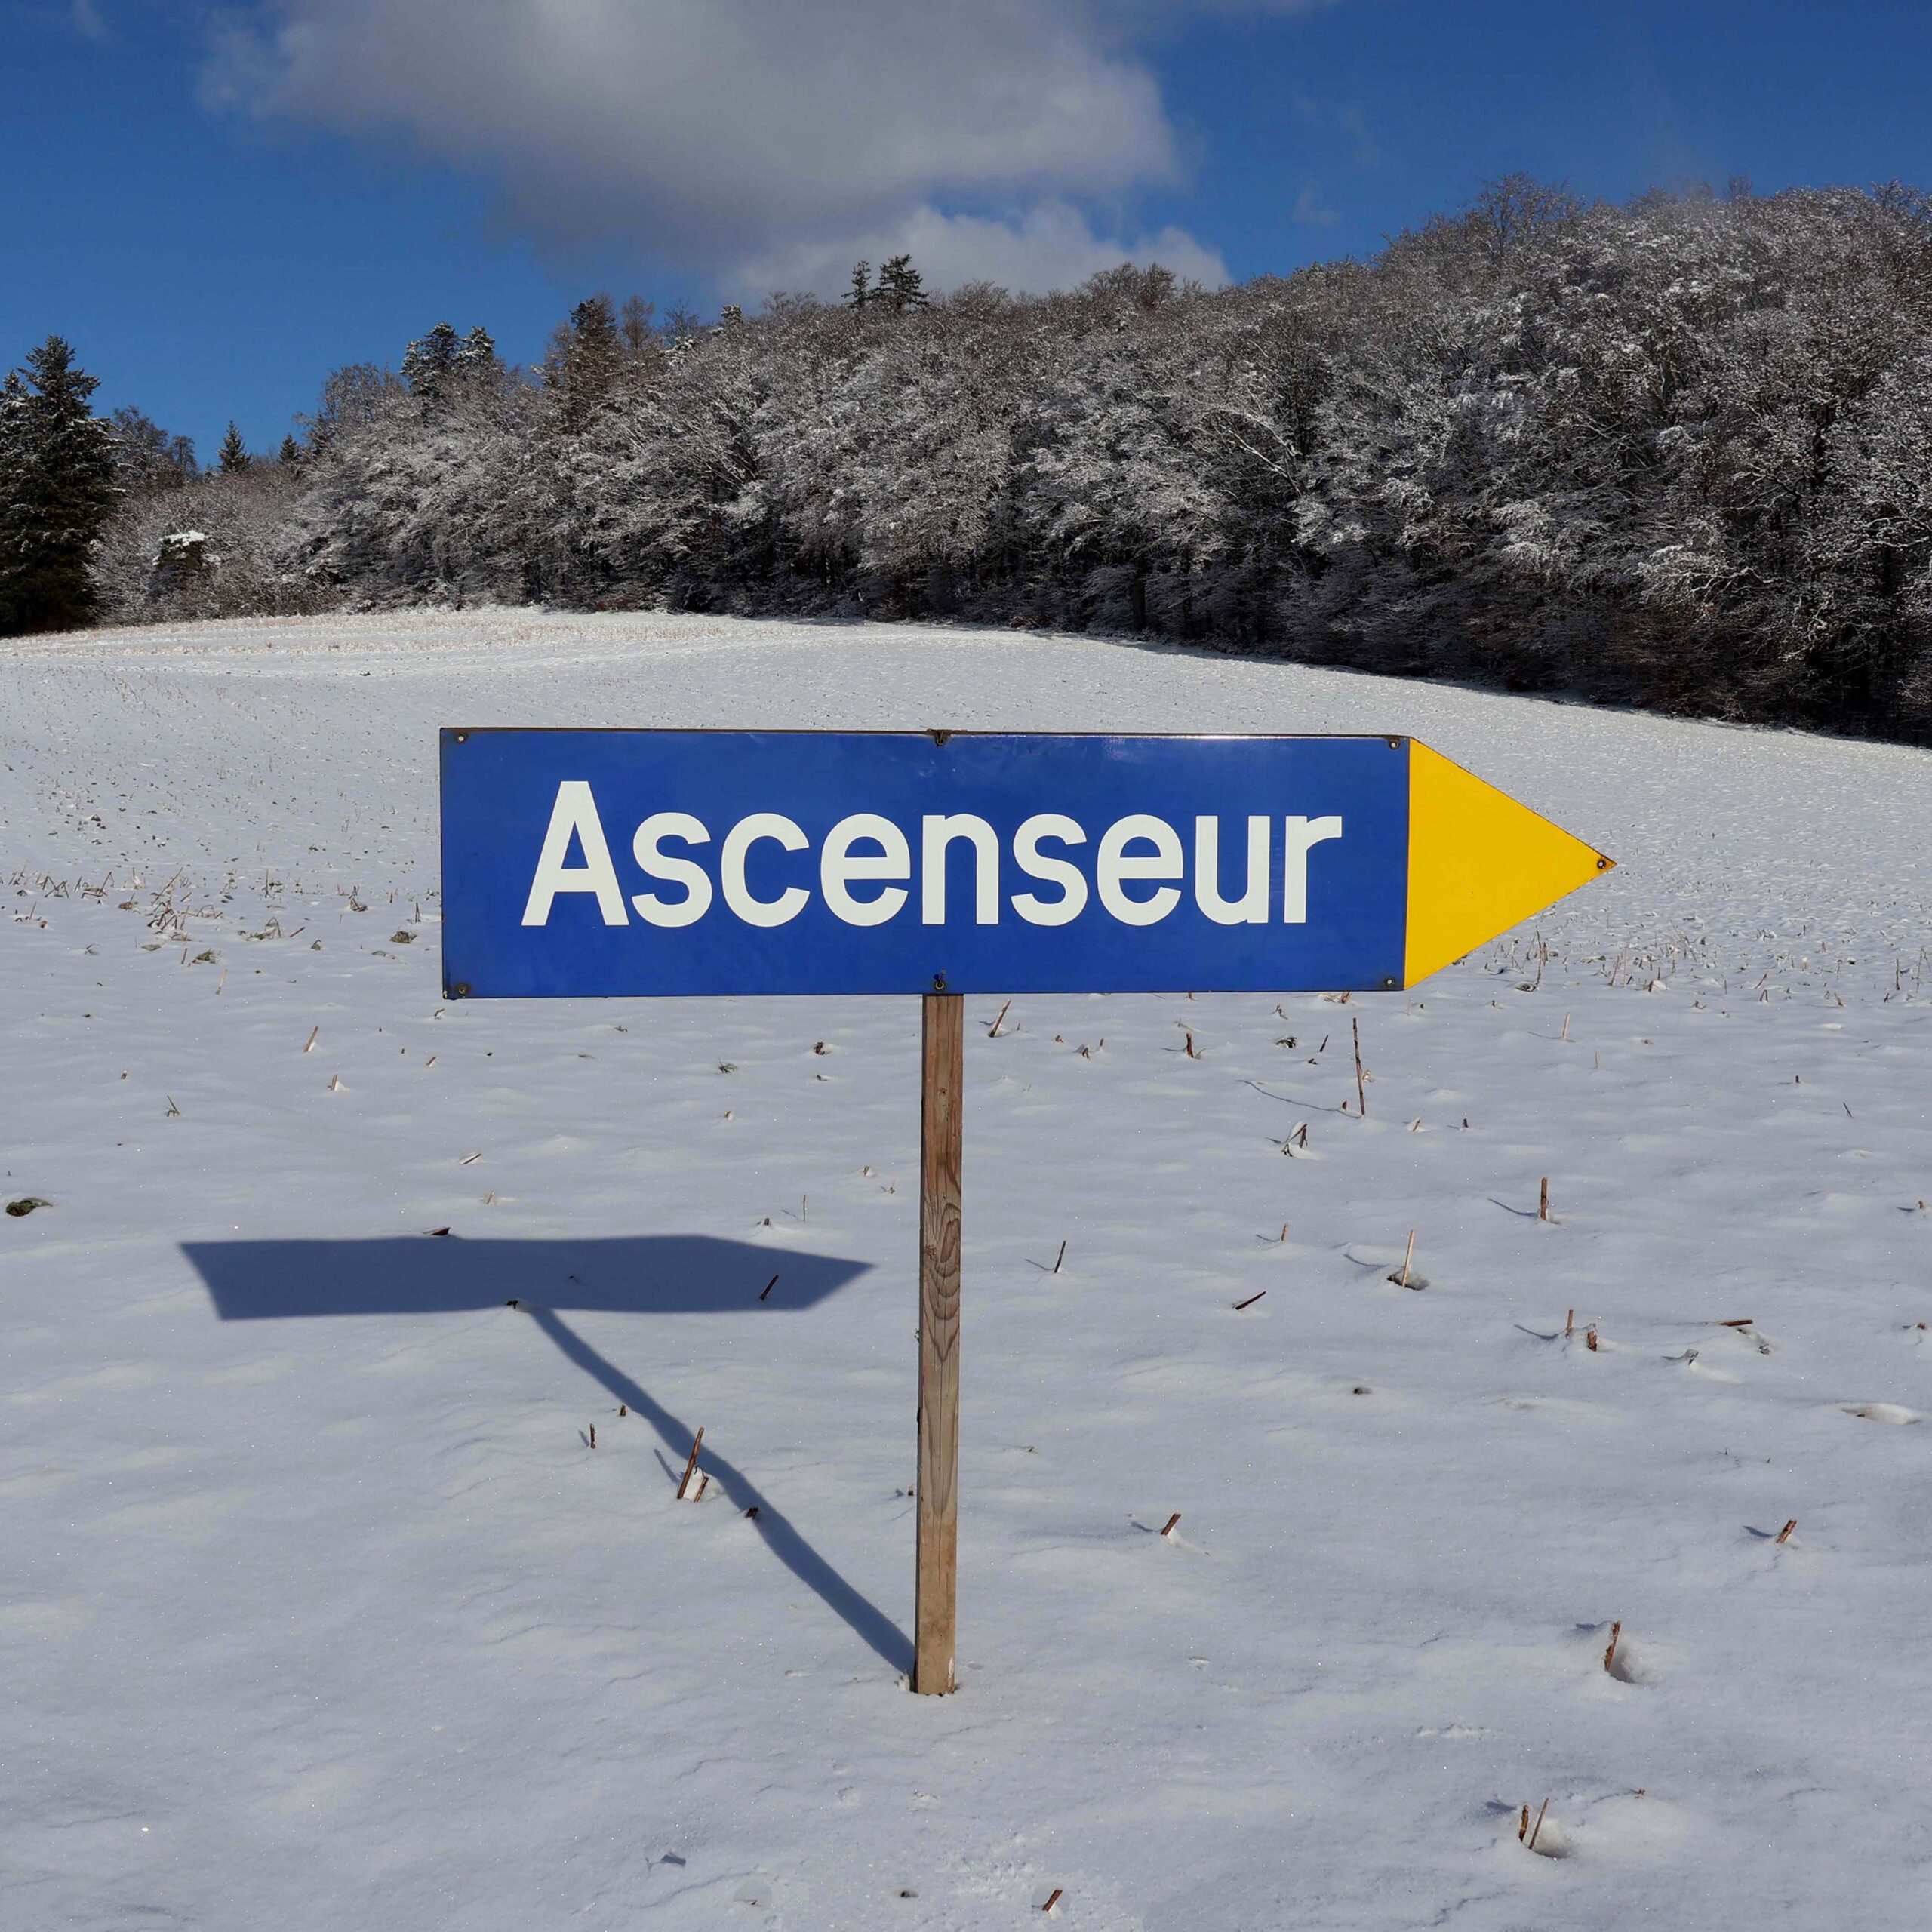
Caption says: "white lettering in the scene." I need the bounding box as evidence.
[921,814,1000,925]
[1097,814,1183,925]
[1011,814,1088,926]
[630,812,712,928]
[521,780,628,927]
[1281,816,1344,924]
[1195,815,1270,925]
[720,813,810,927]
[525,798,1339,937]
[821,813,910,926]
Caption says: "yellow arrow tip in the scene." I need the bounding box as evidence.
[1404,741,1613,988]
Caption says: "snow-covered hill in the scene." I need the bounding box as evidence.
[5,610,1930,1930]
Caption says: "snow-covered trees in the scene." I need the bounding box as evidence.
[92,462,315,623]
[401,322,461,398]
[0,337,121,634]
[110,408,198,492]
[401,323,500,402]
[875,255,930,314]
[63,189,1932,737]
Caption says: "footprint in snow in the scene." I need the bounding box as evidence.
[1843,1402,1919,1425]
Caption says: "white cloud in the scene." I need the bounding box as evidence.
[1289,183,1340,227]
[738,201,1227,300]
[202,0,1284,298]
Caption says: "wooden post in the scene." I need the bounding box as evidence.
[915,992,964,1694]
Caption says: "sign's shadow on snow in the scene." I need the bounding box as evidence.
[185,1233,864,1320]
[182,1235,909,1673]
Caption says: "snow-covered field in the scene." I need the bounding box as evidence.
[6,608,1932,1930]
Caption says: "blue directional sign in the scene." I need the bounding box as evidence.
[438,728,1610,998]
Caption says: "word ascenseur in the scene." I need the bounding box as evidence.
[522,782,1346,930]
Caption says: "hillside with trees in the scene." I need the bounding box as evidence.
[12,179,1932,740]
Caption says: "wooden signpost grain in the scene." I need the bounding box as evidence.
[915,992,964,1694]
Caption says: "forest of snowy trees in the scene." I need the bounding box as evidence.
[14,180,1932,739]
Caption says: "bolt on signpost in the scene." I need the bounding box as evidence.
[440,728,1613,1697]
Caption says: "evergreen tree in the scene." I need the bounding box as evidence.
[846,261,872,309]
[875,254,929,312]
[0,337,120,635]
[0,374,28,634]
[543,297,622,427]
[217,422,252,474]
[278,434,303,465]
[403,321,463,398]
[455,325,499,375]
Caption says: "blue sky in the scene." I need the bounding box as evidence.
[9,1,1932,459]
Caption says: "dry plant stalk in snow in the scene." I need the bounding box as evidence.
[1389,1229,1417,1289]
[676,1429,706,1500]
[1525,1797,1551,1851]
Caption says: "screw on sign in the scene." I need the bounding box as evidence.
[440,728,1614,1695]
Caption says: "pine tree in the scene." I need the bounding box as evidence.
[544,297,622,428]
[403,321,463,398]
[217,422,251,474]
[455,325,499,374]
[846,261,872,309]
[0,337,121,635]
[0,374,29,635]
[278,434,303,465]
[875,255,929,313]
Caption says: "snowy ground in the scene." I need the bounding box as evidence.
[5,608,1932,1930]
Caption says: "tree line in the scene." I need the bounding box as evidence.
[11,179,1932,740]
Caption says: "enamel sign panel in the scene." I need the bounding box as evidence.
[438,729,1611,999]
